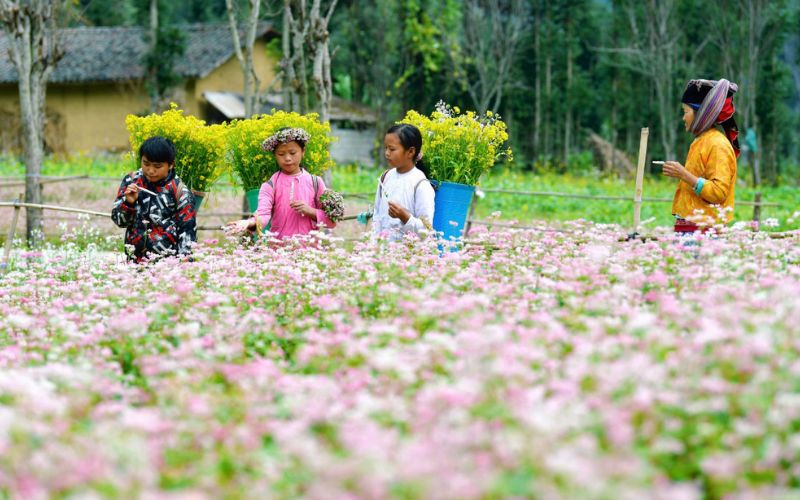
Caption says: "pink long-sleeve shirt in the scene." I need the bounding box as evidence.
[251,169,336,239]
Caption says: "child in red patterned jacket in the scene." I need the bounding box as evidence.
[112,137,197,262]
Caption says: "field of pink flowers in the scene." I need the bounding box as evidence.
[1,225,799,499]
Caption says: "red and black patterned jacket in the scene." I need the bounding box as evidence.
[111,169,197,261]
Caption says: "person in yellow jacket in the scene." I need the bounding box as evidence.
[662,79,740,232]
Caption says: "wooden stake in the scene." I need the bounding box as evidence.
[752,192,762,225]
[633,127,649,233]
[2,193,23,273]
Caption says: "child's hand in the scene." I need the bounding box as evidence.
[224,219,255,234]
[289,200,315,217]
[387,201,411,224]
[124,184,139,205]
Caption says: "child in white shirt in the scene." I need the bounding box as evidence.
[372,124,436,239]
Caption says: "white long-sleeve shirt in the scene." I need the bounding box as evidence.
[372,167,435,239]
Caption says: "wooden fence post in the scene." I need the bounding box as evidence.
[752,192,762,226]
[1,193,23,273]
[633,127,649,234]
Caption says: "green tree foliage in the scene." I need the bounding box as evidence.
[332,0,462,117]
[70,0,800,181]
[143,24,186,109]
[72,0,138,26]
[73,0,233,26]
[330,0,405,124]
[170,0,230,23]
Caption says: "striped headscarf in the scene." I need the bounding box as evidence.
[681,78,740,157]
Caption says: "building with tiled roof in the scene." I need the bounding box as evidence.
[0,23,278,153]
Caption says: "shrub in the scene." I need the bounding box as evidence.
[400,101,512,185]
[125,105,227,193]
[226,110,335,191]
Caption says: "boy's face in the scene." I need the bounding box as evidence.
[141,156,172,183]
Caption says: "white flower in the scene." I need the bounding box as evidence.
[7,314,34,329]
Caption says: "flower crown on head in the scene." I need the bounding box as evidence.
[261,127,311,152]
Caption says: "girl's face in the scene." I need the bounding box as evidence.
[383,133,415,169]
[681,104,695,132]
[273,141,304,174]
[141,156,171,183]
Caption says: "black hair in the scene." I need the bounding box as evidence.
[139,136,176,164]
[386,123,430,178]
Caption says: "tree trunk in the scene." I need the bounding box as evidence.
[652,2,676,160]
[20,71,45,246]
[148,0,158,112]
[462,0,524,114]
[564,19,572,164]
[746,2,761,187]
[310,6,334,123]
[282,4,292,110]
[544,55,552,158]
[532,14,541,159]
[654,77,675,160]
[312,35,333,187]
[225,0,261,118]
[290,0,309,113]
[307,0,338,187]
[1,1,63,246]
[283,0,310,114]
[610,77,618,169]
[281,0,337,185]
[601,1,680,160]
[243,65,255,117]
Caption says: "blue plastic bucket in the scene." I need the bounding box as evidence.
[432,181,475,243]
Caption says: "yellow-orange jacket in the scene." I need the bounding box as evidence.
[671,128,737,224]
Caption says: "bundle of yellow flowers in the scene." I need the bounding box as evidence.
[226,110,335,191]
[401,101,512,186]
[125,104,227,193]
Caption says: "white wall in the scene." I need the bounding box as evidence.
[330,126,376,165]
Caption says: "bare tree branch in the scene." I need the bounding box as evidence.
[225,0,268,117]
[595,0,681,159]
[457,0,527,113]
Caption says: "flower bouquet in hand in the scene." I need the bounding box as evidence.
[319,189,344,223]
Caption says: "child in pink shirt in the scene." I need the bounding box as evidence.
[226,128,335,238]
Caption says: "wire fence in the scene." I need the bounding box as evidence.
[0,175,784,225]
[0,175,782,208]
[1,174,792,271]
